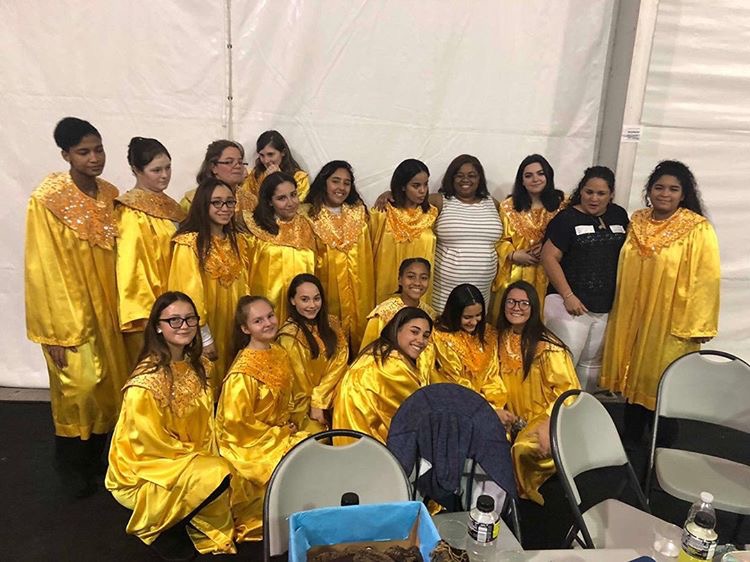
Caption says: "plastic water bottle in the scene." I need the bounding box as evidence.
[678,491,718,562]
[467,495,500,561]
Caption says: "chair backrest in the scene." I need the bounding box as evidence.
[551,390,648,548]
[655,350,750,433]
[263,429,411,560]
[551,390,631,506]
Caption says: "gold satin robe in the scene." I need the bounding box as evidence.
[105,359,235,554]
[216,346,309,542]
[333,350,424,444]
[489,199,559,323]
[237,169,310,213]
[307,203,375,351]
[601,208,720,410]
[277,316,349,433]
[24,172,128,438]
[360,296,437,385]
[432,325,507,410]
[169,232,249,396]
[243,212,316,324]
[115,189,186,367]
[179,188,196,214]
[370,203,438,304]
[499,330,579,505]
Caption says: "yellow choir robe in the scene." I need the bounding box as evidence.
[277,316,349,433]
[307,202,375,351]
[105,358,236,554]
[601,208,720,410]
[237,169,310,213]
[179,188,196,214]
[333,350,424,444]
[499,330,579,504]
[489,199,559,323]
[360,296,437,386]
[243,212,317,324]
[24,172,129,438]
[432,325,507,410]
[169,232,248,396]
[370,203,438,304]
[115,189,186,367]
[216,346,309,542]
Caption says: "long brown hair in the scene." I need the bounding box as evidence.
[175,177,240,270]
[497,280,567,379]
[282,274,338,360]
[360,306,433,367]
[136,291,206,386]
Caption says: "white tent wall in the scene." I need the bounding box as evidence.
[2,0,616,387]
[627,0,750,359]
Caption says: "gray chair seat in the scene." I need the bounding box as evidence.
[654,448,750,514]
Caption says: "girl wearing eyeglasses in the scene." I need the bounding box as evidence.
[277,274,349,433]
[304,160,374,351]
[498,280,579,506]
[116,137,186,368]
[489,154,563,323]
[371,159,438,304]
[170,177,249,398]
[243,172,316,324]
[216,296,309,543]
[179,140,248,213]
[432,284,512,425]
[106,292,236,558]
[237,130,309,212]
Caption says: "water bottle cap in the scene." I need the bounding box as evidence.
[700,491,713,504]
[477,495,495,512]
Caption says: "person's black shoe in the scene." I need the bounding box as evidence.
[149,525,196,561]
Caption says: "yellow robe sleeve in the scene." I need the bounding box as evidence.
[333,352,422,444]
[115,206,175,332]
[25,196,91,346]
[294,170,310,203]
[168,237,208,324]
[179,189,196,214]
[670,221,720,338]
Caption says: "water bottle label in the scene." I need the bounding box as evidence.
[681,530,717,560]
[468,518,499,543]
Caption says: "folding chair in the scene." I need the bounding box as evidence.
[263,429,411,561]
[386,383,522,543]
[646,350,750,540]
[551,389,676,549]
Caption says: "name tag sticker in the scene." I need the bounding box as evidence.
[575,225,595,235]
[610,224,626,234]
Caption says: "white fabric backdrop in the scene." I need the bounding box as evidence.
[628,0,750,359]
[1,0,616,387]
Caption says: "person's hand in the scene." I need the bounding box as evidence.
[496,409,517,430]
[528,242,542,259]
[309,407,328,426]
[44,345,77,369]
[202,342,218,361]
[563,294,588,316]
[373,191,393,211]
[533,419,551,458]
[691,336,713,344]
[512,249,540,266]
[265,162,281,174]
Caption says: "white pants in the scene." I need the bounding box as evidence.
[544,294,608,392]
